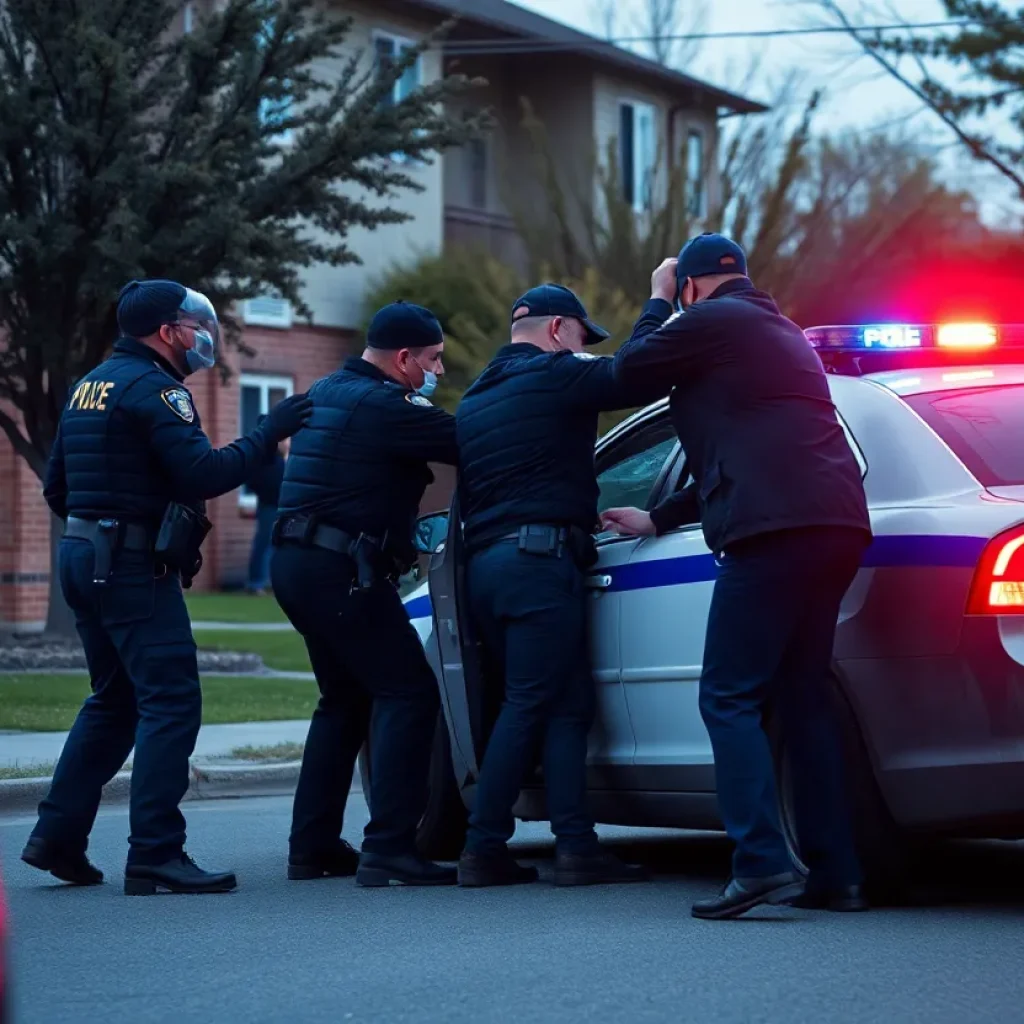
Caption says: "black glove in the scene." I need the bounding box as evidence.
[263,393,312,442]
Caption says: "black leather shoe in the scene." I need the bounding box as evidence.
[791,883,868,912]
[554,849,649,887]
[21,837,103,886]
[457,850,539,888]
[288,840,360,880]
[124,853,237,895]
[691,871,805,920]
[356,851,457,887]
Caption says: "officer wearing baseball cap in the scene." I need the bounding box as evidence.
[454,283,661,888]
[603,233,873,918]
[272,301,460,887]
[23,279,312,896]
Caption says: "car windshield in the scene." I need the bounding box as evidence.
[904,384,1024,486]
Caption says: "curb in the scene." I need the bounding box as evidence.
[0,760,302,814]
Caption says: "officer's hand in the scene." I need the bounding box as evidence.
[600,507,656,537]
[264,393,313,442]
[651,258,678,303]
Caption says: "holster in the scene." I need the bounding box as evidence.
[154,502,212,583]
[514,524,597,570]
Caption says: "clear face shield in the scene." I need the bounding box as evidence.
[173,288,220,374]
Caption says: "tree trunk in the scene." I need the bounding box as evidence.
[44,513,77,638]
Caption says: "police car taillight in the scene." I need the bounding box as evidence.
[966,525,1024,615]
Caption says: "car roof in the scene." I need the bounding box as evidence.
[862,364,1024,397]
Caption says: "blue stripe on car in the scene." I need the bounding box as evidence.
[402,534,988,617]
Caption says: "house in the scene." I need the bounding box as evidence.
[0,0,764,630]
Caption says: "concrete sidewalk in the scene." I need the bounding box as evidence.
[1,719,310,769]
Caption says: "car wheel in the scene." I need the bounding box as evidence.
[357,713,468,861]
[773,672,911,901]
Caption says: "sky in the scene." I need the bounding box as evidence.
[508,0,1019,225]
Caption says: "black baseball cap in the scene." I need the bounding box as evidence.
[676,232,748,280]
[366,301,443,350]
[510,284,610,346]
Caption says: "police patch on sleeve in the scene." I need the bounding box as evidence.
[663,312,683,326]
[573,352,603,361]
[161,387,195,423]
[405,393,433,407]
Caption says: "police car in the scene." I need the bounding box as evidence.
[400,321,1024,885]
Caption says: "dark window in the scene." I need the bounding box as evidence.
[619,103,635,207]
[468,138,487,209]
[596,416,679,515]
[905,384,1024,486]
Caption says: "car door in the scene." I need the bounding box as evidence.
[591,409,686,777]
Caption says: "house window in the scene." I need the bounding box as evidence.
[374,32,422,163]
[239,374,294,508]
[183,2,194,34]
[468,138,487,209]
[686,129,705,217]
[243,295,292,329]
[619,101,657,213]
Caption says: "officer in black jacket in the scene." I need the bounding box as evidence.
[455,285,657,888]
[22,279,311,895]
[272,302,459,887]
[604,234,873,919]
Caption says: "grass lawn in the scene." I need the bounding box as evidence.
[192,628,311,672]
[185,591,288,624]
[0,674,318,732]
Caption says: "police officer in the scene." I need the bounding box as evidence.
[272,302,458,887]
[22,279,312,895]
[455,284,659,888]
[603,234,873,918]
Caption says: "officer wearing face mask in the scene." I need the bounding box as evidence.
[454,284,661,888]
[22,279,312,896]
[271,301,460,887]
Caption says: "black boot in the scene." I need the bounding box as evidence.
[554,848,649,887]
[791,883,868,912]
[691,871,805,920]
[457,849,539,888]
[355,851,457,887]
[288,840,360,881]
[124,853,237,895]
[21,837,103,886]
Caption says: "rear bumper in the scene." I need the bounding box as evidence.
[839,616,1024,834]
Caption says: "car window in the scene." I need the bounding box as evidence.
[904,384,1024,486]
[596,418,680,515]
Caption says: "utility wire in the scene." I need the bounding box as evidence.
[440,19,1024,56]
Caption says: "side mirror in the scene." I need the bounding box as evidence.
[414,511,449,556]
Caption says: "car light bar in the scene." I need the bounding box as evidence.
[805,322,1024,351]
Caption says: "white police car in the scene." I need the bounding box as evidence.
[401,322,1024,885]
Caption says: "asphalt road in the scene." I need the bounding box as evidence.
[3,794,1024,1024]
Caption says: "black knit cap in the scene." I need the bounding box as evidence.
[116,279,188,338]
[366,301,443,350]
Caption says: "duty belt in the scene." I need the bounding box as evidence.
[499,523,597,568]
[64,516,153,586]
[274,516,401,592]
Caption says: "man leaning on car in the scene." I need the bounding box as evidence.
[603,234,873,920]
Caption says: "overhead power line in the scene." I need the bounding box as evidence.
[441,18,1024,56]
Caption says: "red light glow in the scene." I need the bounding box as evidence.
[937,323,997,349]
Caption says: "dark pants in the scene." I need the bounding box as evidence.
[464,542,598,856]
[32,538,201,866]
[270,544,440,858]
[700,525,868,885]
[248,504,276,591]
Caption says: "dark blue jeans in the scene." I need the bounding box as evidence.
[464,541,598,856]
[248,504,276,591]
[271,544,440,857]
[32,538,201,866]
[699,526,868,885]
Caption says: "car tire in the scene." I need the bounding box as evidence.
[357,713,468,862]
[773,672,912,901]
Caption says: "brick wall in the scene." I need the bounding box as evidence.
[0,404,51,630]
